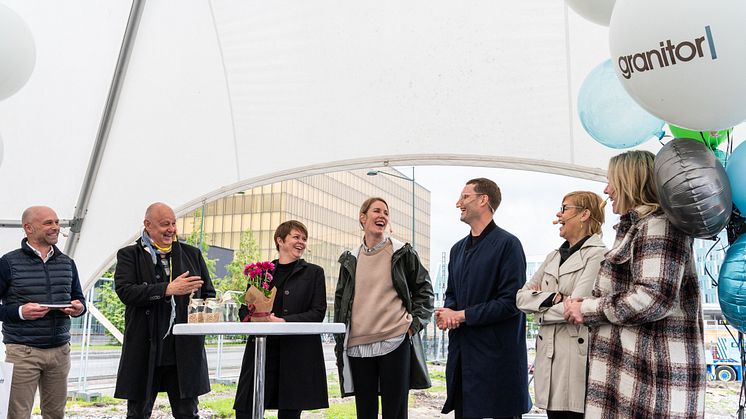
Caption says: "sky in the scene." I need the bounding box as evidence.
[403,165,618,273]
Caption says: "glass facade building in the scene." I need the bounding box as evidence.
[694,232,727,307]
[176,168,431,307]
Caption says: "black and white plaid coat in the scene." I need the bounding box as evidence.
[580,209,706,418]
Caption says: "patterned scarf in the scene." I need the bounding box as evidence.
[141,229,177,339]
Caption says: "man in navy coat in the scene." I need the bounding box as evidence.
[436,178,531,419]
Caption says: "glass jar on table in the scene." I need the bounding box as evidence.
[188,298,204,323]
[204,297,222,323]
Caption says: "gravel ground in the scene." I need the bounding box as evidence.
[43,363,744,418]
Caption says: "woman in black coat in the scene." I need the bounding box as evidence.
[233,220,328,419]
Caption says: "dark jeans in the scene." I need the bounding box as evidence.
[126,365,198,419]
[546,411,583,419]
[348,338,410,419]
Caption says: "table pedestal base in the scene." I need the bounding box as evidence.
[253,336,267,418]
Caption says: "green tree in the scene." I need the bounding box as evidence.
[95,270,125,341]
[216,229,261,294]
[183,208,218,280]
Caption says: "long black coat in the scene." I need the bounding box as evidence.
[113,239,215,400]
[443,225,532,418]
[233,259,329,411]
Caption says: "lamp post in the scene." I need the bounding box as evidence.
[366,167,416,248]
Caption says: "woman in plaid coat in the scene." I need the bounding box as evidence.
[564,150,706,418]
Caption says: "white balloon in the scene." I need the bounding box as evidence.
[565,0,616,26]
[609,0,746,131]
[0,4,36,101]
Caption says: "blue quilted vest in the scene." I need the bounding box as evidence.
[2,242,74,348]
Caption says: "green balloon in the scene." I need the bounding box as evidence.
[669,125,732,150]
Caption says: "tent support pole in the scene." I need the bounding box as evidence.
[64,0,146,260]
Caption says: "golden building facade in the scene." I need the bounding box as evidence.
[176,168,431,306]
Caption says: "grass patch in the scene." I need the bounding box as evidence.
[201,397,236,418]
[323,400,358,418]
[429,370,446,381]
[210,383,238,393]
[427,368,447,393]
[327,372,341,398]
[69,395,120,407]
[200,382,238,417]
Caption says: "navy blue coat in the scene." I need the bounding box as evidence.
[443,224,532,418]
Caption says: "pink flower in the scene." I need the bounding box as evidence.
[244,260,276,298]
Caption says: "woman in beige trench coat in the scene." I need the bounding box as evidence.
[517,191,606,419]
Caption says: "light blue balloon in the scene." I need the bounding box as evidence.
[578,60,665,149]
[719,234,746,333]
[727,141,746,213]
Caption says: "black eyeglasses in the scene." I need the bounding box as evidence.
[560,204,583,214]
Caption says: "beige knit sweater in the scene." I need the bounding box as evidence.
[348,242,411,346]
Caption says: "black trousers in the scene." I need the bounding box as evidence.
[347,338,410,419]
[126,365,199,419]
[546,411,583,419]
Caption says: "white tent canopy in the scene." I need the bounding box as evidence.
[0,1,720,289]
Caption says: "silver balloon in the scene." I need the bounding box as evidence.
[655,138,732,238]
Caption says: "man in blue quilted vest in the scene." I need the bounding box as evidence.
[0,206,86,418]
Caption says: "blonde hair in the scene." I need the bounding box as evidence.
[607,150,660,216]
[563,191,605,236]
[359,197,389,229]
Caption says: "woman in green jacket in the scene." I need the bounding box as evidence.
[334,197,434,419]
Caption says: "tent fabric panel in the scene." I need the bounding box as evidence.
[0,0,132,252]
[71,0,240,284]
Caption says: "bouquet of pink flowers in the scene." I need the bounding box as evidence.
[243,261,275,297]
[243,261,276,322]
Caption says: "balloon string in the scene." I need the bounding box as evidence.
[724,128,734,168]
[703,235,724,287]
